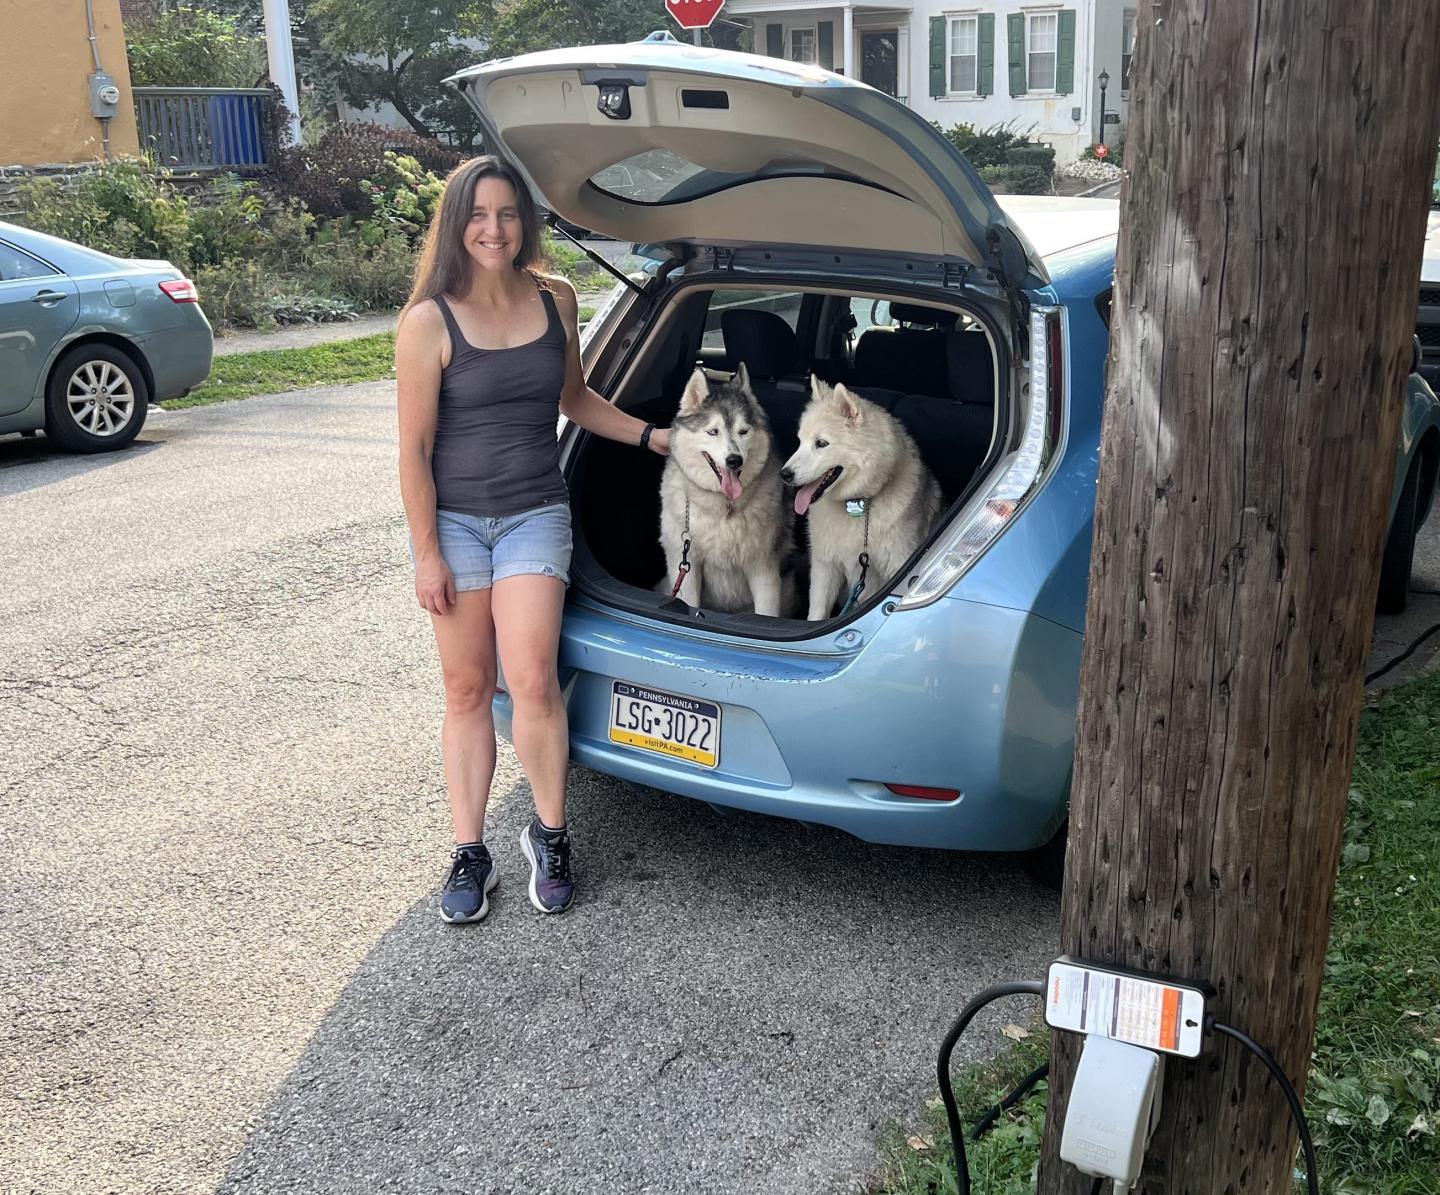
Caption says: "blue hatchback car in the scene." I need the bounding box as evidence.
[452,38,1440,882]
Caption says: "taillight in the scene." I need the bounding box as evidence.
[897,307,1064,609]
[885,784,961,801]
[1046,308,1064,452]
[159,279,198,303]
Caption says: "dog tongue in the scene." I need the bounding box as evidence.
[720,470,743,501]
[794,479,823,516]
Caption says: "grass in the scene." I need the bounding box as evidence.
[169,333,397,409]
[167,305,597,409]
[876,672,1440,1194]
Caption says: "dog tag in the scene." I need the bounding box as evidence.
[845,498,867,517]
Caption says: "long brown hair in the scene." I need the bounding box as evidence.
[406,155,544,310]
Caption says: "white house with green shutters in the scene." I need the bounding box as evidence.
[724,0,1137,164]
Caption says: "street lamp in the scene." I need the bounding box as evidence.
[1098,68,1111,146]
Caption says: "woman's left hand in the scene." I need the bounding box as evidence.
[646,427,671,457]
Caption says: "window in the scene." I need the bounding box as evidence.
[1027,12,1058,91]
[948,16,978,94]
[702,291,804,351]
[1122,8,1136,93]
[790,27,817,64]
[0,242,58,282]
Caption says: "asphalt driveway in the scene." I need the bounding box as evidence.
[0,387,1059,1195]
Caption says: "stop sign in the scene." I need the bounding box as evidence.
[666,0,725,30]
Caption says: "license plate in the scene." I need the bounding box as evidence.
[608,681,721,769]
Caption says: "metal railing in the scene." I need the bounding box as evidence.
[133,88,272,170]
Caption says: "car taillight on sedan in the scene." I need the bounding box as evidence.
[159,279,199,303]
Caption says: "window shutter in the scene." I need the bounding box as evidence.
[977,13,995,96]
[818,20,834,70]
[929,16,946,97]
[766,23,783,59]
[1007,13,1026,96]
[1056,9,1077,92]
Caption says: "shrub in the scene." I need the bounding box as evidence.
[1005,143,1057,177]
[125,5,266,89]
[271,123,462,220]
[1080,140,1124,166]
[362,152,446,243]
[541,230,603,288]
[187,174,266,269]
[305,230,417,310]
[193,259,276,330]
[14,161,192,266]
[264,293,360,325]
[978,164,1052,195]
[942,122,1029,169]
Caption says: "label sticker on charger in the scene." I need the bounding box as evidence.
[1046,960,1205,1057]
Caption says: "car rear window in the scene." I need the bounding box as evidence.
[591,150,860,206]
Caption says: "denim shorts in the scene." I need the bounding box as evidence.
[418,502,572,592]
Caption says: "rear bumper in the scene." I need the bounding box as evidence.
[139,310,213,401]
[495,595,1081,852]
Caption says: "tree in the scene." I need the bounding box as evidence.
[486,0,741,58]
[124,4,267,88]
[1037,2,1440,1191]
[309,0,494,139]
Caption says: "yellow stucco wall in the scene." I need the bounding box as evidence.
[0,0,141,167]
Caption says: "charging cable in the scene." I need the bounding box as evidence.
[936,984,1321,1195]
[935,980,1045,1195]
[1207,1019,1319,1195]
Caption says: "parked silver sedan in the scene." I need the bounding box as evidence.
[0,222,212,452]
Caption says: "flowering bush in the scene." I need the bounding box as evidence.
[362,153,446,243]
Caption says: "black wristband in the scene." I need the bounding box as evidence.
[639,422,655,451]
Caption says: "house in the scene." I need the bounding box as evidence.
[1,0,140,168]
[724,0,1136,163]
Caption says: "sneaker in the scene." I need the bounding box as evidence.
[519,817,575,914]
[440,843,498,924]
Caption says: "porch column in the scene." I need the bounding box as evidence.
[843,4,855,77]
[261,0,302,145]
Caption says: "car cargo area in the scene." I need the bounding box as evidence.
[566,283,1006,637]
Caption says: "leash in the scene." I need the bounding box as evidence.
[670,493,692,598]
[838,502,871,616]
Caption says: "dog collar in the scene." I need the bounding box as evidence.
[845,498,869,517]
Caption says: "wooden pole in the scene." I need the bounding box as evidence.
[1037,2,1440,1191]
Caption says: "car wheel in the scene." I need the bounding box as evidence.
[1022,822,1067,890]
[1377,458,1422,615]
[44,343,149,454]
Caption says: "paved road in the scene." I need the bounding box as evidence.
[0,387,1059,1195]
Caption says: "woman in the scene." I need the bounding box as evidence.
[396,156,668,924]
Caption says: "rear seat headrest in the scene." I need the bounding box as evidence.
[889,302,961,329]
[721,309,799,380]
[947,331,995,405]
[853,327,950,397]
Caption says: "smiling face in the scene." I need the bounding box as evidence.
[784,378,867,515]
[671,365,771,502]
[463,176,525,273]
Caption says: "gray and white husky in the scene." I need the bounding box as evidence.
[783,378,943,620]
[659,365,790,616]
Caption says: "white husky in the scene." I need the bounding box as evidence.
[658,365,790,616]
[783,378,943,620]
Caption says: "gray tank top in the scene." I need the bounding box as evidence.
[430,286,569,518]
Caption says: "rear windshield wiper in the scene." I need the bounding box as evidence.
[546,218,647,298]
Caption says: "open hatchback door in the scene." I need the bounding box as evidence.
[447,33,1048,288]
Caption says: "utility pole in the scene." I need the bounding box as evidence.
[1037,2,1440,1192]
[262,0,303,146]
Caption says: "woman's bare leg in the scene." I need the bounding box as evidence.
[429,588,499,841]
[491,574,568,828]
